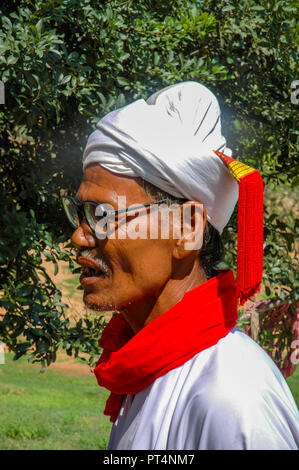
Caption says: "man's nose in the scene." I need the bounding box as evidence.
[71,222,97,249]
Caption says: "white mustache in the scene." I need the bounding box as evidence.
[78,249,110,275]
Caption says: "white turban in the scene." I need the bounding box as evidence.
[83,81,238,233]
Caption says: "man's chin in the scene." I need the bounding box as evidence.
[83,292,118,313]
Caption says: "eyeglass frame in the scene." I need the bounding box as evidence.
[61,195,185,238]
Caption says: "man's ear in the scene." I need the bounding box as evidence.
[173,201,206,260]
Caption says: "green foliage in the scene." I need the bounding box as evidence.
[0,0,298,366]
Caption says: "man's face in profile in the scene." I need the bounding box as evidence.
[71,164,181,325]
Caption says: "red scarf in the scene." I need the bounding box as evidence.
[94,270,238,422]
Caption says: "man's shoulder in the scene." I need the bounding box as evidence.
[149,328,297,422]
[173,328,296,415]
[131,329,298,450]
[176,329,296,417]
[185,329,284,396]
[173,329,299,449]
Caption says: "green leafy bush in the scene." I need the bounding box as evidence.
[0,0,298,368]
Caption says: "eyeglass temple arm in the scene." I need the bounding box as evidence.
[105,198,170,217]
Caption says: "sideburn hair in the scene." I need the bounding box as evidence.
[139,179,224,279]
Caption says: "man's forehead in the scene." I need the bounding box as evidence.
[76,163,150,205]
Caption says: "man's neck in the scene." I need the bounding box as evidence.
[121,259,207,333]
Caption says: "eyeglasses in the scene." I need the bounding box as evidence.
[61,195,170,238]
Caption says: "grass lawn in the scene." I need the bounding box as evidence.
[0,350,298,450]
[0,353,112,450]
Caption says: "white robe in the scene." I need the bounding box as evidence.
[108,328,299,450]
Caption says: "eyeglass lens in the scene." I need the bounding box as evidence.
[62,197,109,234]
[62,197,80,229]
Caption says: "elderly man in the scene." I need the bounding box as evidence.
[62,82,299,450]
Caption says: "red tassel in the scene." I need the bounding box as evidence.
[213,150,264,305]
[237,170,264,305]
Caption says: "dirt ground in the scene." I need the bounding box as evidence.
[46,351,95,378]
[2,343,94,378]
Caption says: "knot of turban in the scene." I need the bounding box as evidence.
[83,81,239,233]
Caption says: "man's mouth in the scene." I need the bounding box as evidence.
[80,265,105,278]
[77,255,110,285]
